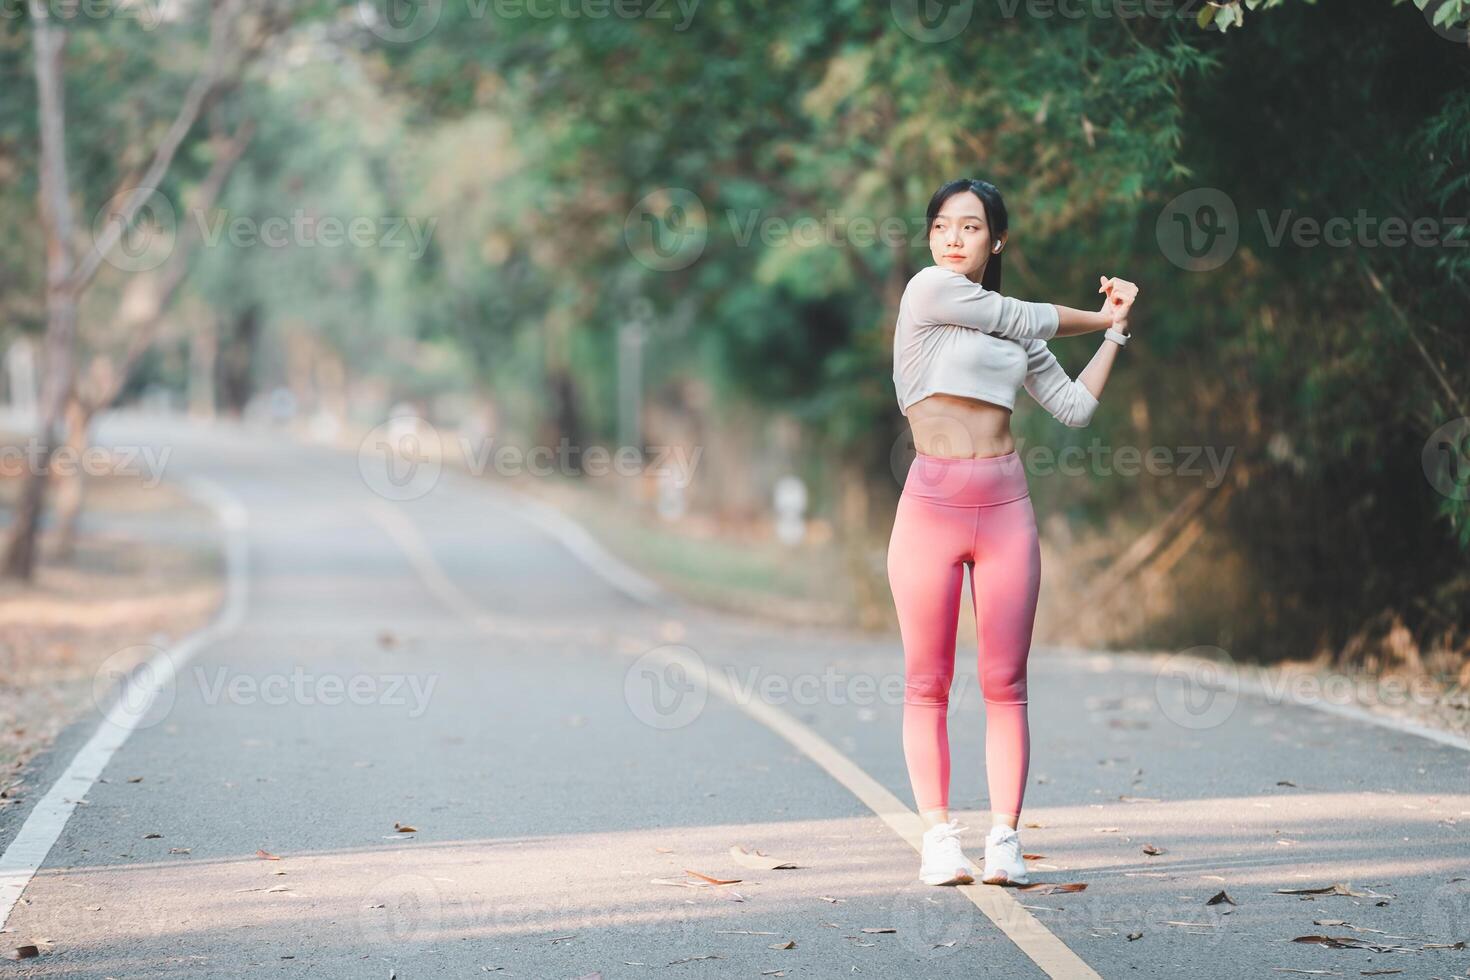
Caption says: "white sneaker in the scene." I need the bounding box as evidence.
[982,824,1029,885]
[918,818,975,885]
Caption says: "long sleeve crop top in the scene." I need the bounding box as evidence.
[892,265,1100,428]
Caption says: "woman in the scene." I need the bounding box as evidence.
[888,177,1137,886]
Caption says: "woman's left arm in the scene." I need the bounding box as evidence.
[1020,329,1127,428]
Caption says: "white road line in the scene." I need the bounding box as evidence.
[0,477,249,932]
[477,484,666,605]
[1051,645,1470,754]
[369,493,1103,980]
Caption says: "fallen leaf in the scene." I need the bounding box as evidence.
[256,849,281,861]
[1276,780,1297,787]
[1142,844,1165,856]
[1022,853,1046,860]
[817,896,844,904]
[143,833,162,839]
[683,869,741,886]
[1312,919,1346,926]
[860,927,896,934]
[767,940,796,949]
[394,822,417,834]
[1276,883,1392,899]
[1126,931,1143,941]
[1016,882,1088,895]
[127,776,144,783]
[667,955,721,965]
[9,945,39,960]
[729,845,797,870]
[1206,891,1236,906]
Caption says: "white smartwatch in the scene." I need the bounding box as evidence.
[1104,326,1131,347]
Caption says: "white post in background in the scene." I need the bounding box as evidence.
[774,474,808,546]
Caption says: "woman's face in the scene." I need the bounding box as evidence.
[928,190,1002,282]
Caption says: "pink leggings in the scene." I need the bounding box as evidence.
[886,449,1040,820]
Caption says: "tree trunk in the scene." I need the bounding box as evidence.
[3,3,77,580]
[188,314,218,418]
[218,303,260,416]
[51,394,93,560]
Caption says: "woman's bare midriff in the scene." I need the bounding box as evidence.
[906,393,1017,459]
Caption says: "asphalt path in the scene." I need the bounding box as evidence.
[1,411,1466,979]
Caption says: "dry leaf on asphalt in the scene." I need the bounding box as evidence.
[1142,843,1165,856]
[860,927,896,934]
[1016,882,1088,895]
[767,940,796,949]
[256,849,281,860]
[729,845,797,869]
[1022,853,1046,860]
[1206,891,1236,906]
[683,869,741,885]
[8,945,40,960]
[1275,883,1392,898]
[1126,931,1143,941]
[394,822,417,833]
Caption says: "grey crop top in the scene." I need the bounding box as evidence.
[892,265,1100,427]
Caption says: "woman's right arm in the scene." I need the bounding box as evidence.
[1051,276,1139,337]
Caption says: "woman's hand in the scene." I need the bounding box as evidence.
[1098,276,1139,331]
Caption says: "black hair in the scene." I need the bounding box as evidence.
[925,178,1008,292]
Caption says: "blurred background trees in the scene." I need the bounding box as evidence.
[1,0,1466,676]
